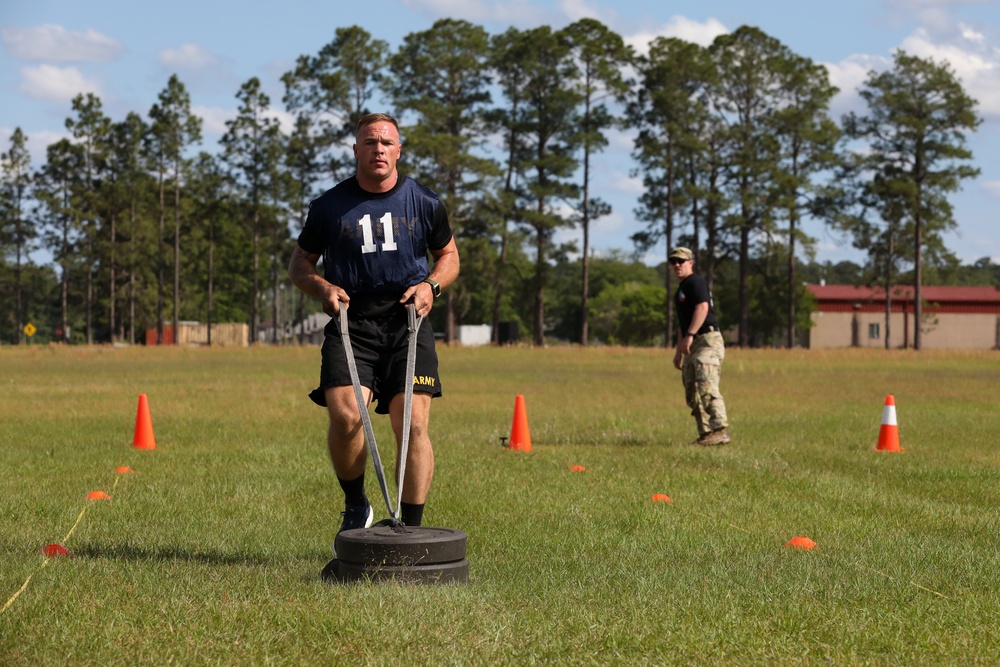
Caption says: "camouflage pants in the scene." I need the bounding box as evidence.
[682,332,728,436]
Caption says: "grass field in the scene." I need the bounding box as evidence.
[1,344,998,665]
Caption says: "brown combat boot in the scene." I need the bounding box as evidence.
[698,428,730,446]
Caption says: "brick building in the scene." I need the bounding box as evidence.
[805,284,1000,349]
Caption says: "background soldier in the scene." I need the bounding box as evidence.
[670,247,730,446]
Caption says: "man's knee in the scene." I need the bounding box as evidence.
[326,387,365,432]
[389,390,431,413]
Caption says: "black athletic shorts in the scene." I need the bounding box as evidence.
[309,304,441,415]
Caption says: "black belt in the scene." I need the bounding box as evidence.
[695,325,718,337]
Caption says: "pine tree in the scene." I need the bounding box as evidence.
[561,18,634,346]
[386,18,498,343]
[149,75,202,343]
[221,77,285,343]
[845,51,981,350]
[0,128,33,343]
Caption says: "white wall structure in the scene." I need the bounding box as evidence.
[458,324,492,347]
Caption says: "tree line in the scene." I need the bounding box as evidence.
[0,19,991,349]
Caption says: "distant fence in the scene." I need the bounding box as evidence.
[145,322,249,347]
[259,318,497,347]
[257,312,331,345]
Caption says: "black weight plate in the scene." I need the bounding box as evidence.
[337,558,470,584]
[335,526,467,566]
[321,558,341,582]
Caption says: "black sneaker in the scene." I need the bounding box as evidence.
[333,502,373,557]
[340,501,374,533]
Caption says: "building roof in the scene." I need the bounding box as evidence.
[808,284,1000,303]
[806,284,1000,314]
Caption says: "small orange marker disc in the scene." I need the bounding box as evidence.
[784,536,817,550]
[42,543,73,558]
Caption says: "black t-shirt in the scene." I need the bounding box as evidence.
[675,273,719,335]
[297,175,452,317]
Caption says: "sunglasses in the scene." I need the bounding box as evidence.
[668,258,689,265]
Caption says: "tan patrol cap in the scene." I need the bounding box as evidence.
[668,247,693,261]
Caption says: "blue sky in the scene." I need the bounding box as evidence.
[2,0,999,266]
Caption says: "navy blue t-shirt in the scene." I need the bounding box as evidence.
[297,175,452,316]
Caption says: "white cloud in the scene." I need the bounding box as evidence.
[899,27,994,79]
[29,130,69,165]
[0,127,67,166]
[400,0,548,25]
[159,43,221,71]
[268,108,296,135]
[558,0,615,23]
[606,126,635,152]
[982,180,1000,199]
[960,24,986,45]
[822,53,892,119]
[595,207,626,233]
[819,11,1000,122]
[625,16,729,55]
[897,26,1000,119]
[192,106,232,136]
[1,24,122,63]
[18,65,103,103]
[614,173,644,195]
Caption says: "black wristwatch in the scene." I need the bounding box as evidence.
[422,277,441,298]
[686,332,697,337]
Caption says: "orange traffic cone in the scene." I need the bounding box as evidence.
[509,394,532,452]
[132,393,157,450]
[876,395,902,452]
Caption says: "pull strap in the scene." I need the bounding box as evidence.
[395,302,422,518]
[339,306,395,519]
[338,303,422,523]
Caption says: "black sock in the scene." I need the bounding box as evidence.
[338,474,367,506]
[401,502,424,527]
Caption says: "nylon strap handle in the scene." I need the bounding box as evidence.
[339,305,395,520]
[395,302,422,518]
[338,302,422,524]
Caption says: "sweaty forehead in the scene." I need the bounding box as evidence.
[358,122,398,143]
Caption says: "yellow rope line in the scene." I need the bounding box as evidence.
[0,574,34,615]
[0,505,88,616]
[666,498,949,599]
[853,562,949,599]
[686,507,753,534]
[1,473,127,616]
[60,505,90,546]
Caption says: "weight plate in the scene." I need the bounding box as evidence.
[335,525,467,566]
[337,558,470,584]
[321,558,341,582]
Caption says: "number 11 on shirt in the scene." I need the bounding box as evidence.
[359,212,397,253]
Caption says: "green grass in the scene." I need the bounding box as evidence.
[1,344,998,665]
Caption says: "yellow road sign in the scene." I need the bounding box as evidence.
[23,323,36,337]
